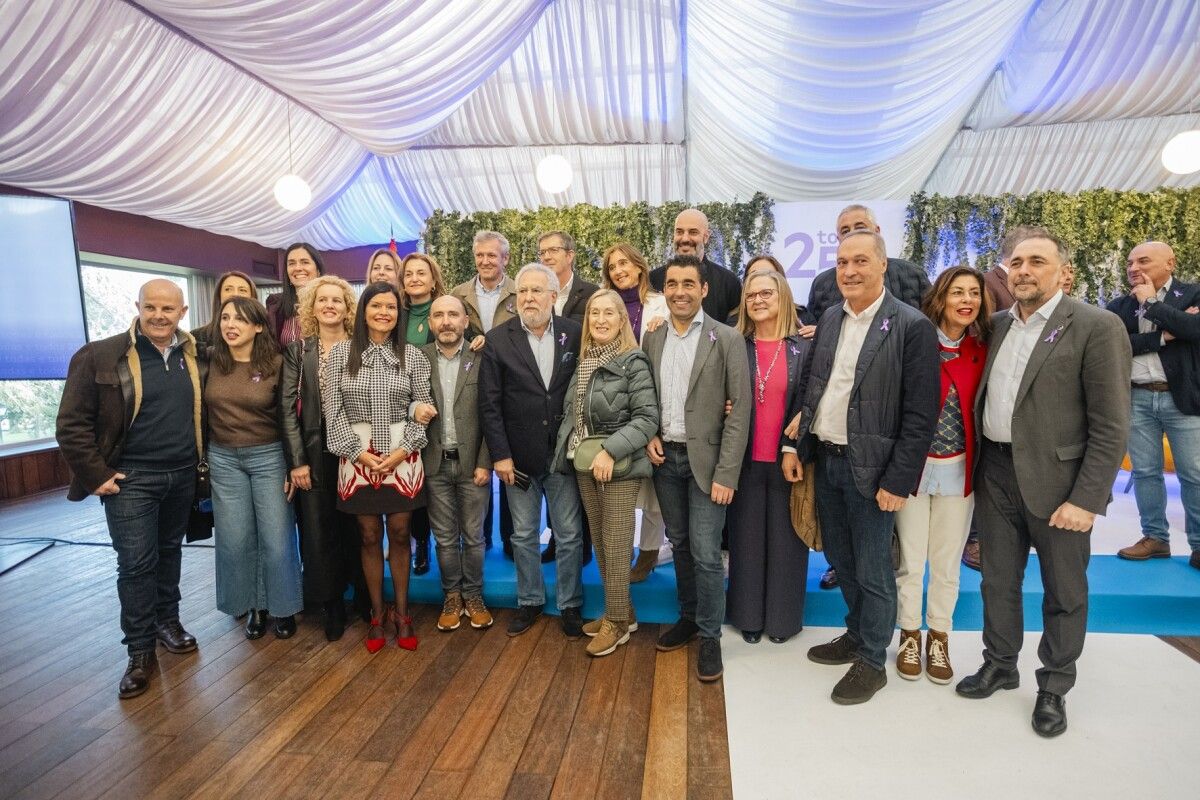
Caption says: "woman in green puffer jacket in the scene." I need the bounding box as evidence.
[552,290,660,658]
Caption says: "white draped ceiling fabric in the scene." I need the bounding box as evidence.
[0,0,1197,250]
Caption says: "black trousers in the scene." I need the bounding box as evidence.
[295,453,365,606]
[976,442,1090,695]
[727,461,809,638]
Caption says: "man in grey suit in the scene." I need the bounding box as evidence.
[644,254,751,682]
[415,295,494,632]
[956,232,1132,738]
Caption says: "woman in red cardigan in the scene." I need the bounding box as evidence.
[894,266,992,685]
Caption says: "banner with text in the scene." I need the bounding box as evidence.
[770,201,907,307]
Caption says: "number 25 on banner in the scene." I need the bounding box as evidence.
[784,231,838,278]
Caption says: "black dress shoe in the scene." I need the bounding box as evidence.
[955,662,1020,699]
[541,538,557,564]
[561,607,584,640]
[413,537,431,575]
[807,632,858,665]
[697,638,723,682]
[324,601,347,642]
[656,618,699,651]
[274,615,297,639]
[156,620,198,653]
[769,635,791,644]
[245,609,268,640]
[1190,550,1200,571]
[508,604,543,637]
[1032,690,1067,737]
[118,651,157,699]
[819,566,838,590]
[741,629,762,644]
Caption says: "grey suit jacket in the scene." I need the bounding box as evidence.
[975,295,1132,519]
[421,341,490,478]
[643,313,751,493]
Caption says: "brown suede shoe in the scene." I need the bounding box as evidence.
[961,540,981,571]
[896,629,921,680]
[1118,536,1171,561]
[630,549,657,583]
[438,592,464,631]
[926,630,953,684]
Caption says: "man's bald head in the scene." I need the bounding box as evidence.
[430,293,469,349]
[673,208,711,261]
[135,279,187,348]
[1127,241,1176,290]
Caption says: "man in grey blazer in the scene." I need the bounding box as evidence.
[644,254,751,682]
[415,295,494,632]
[956,232,1132,738]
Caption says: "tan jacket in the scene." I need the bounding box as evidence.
[451,275,517,334]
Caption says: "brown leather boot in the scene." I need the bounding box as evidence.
[629,549,657,583]
[896,629,921,680]
[926,630,953,684]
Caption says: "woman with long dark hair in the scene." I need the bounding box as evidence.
[267,242,324,348]
[726,270,811,644]
[894,266,992,684]
[192,270,256,353]
[323,282,434,652]
[206,296,302,639]
[280,275,362,640]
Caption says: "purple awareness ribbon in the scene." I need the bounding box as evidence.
[559,332,567,346]
[464,361,473,372]
[709,330,717,342]
[880,318,890,333]
[1174,289,1183,298]
[1044,324,1064,344]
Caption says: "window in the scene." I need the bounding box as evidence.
[0,257,195,454]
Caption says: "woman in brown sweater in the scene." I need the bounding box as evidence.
[206,296,302,639]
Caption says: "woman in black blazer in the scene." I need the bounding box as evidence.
[280,275,363,640]
[727,269,812,644]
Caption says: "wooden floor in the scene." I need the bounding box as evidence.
[0,493,733,800]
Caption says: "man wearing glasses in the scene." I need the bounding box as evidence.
[538,230,598,324]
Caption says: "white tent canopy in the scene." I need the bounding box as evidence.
[1,0,1197,250]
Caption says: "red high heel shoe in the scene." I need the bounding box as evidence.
[395,609,418,651]
[365,611,386,654]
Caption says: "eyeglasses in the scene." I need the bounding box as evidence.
[746,289,777,303]
[537,246,567,257]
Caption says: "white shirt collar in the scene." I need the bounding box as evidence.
[668,309,706,336]
[842,290,886,321]
[476,275,504,296]
[521,314,555,338]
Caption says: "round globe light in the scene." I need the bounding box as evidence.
[536,154,573,194]
[274,174,312,211]
[1161,130,1200,175]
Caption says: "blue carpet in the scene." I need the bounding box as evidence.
[386,544,1200,636]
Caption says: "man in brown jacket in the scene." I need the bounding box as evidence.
[56,279,204,699]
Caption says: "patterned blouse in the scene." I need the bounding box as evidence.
[322,340,433,460]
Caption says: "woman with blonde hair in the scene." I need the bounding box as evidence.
[280,275,364,640]
[601,243,670,582]
[728,269,812,644]
[365,248,402,287]
[552,290,659,656]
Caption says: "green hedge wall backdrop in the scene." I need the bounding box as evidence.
[422,192,775,289]
[903,188,1200,302]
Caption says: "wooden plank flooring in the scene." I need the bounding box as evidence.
[0,492,734,800]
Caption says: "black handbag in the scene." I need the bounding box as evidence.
[186,452,213,542]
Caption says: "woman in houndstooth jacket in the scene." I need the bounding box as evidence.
[323,282,434,653]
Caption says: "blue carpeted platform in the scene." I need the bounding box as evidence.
[388,543,1200,636]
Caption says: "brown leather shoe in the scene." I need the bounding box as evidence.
[1118,536,1171,561]
[896,630,921,680]
[925,630,953,684]
[961,540,981,571]
[629,549,657,583]
[119,651,157,699]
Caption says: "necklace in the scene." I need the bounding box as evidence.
[754,337,784,404]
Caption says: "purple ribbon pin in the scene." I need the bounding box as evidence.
[506,301,515,313]
[880,318,890,333]
[1135,306,1147,319]
[1174,289,1183,298]
[464,361,473,372]
[559,332,567,346]
[1044,324,1064,344]
[251,372,262,383]
[789,344,799,356]
[178,357,185,369]
[709,330,717,342]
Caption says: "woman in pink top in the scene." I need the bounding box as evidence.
[727,269,812,643]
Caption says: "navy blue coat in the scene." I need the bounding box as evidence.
[1107,279,1200,416]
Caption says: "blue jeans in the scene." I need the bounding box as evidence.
[815,449,897,670]
[652,445,727,638]
[102,465,195,655]
[210,442,302,617]
[1129,388,1200,551]
[506,469,584,610]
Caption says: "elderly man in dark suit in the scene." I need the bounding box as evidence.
[416,295,495,633]
[1108,241,1200,570]
[956,232,1132,738]
[792,231,939,705]
[649,208,743,322]
[479,263,586,639]
[538,230,598,324]
[644,254,751,682]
